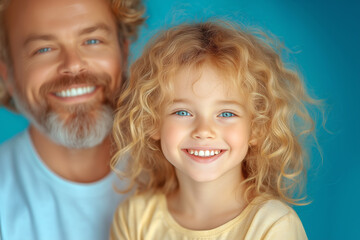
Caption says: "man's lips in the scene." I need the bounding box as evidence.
[53,85,96,98]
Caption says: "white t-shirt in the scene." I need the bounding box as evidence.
[0,130,126,240]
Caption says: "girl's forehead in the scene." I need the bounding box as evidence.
[173,63,244,88]
[168,63,248,103]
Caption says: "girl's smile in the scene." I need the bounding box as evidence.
[182,148,226,164]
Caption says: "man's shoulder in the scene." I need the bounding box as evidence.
[0,130,30,177]
[0,130,29,154]
[0,131,31,205]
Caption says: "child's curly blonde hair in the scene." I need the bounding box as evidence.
[112,20,318,205]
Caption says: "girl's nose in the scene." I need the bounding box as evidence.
[191,117,216,140]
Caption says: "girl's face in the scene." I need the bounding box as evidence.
[157,63,253,184]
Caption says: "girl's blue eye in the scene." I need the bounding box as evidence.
[175,110,191,116]
[85,39,100,45]
[219,112,235,118]
[37,47,51,54]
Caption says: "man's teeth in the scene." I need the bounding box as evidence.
[187,149,221,157]
[55,86,96,98]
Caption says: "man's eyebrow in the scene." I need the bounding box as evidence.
[23,23,113,47]
[23,34,56,47]
[78,23,112,35]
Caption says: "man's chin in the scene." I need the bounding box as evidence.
[50,99,102,115]
[42,104,114,149]
[12,90,115,149]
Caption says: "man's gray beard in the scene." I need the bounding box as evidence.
[12,91,114,149]
[44,105,113,149]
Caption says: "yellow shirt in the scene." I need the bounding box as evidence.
[110,192,307,240]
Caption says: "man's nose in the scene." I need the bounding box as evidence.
[191,117,216,140]
[58,48,87,76]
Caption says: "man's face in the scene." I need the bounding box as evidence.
[4,0,124,148]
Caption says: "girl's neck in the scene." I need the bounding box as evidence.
[167,169,248,230]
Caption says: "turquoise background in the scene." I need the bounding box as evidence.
[1,0,359,238]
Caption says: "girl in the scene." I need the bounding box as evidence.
[110,20,318,239]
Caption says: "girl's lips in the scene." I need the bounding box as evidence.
[182,149,226,164]
[186,149,222,157]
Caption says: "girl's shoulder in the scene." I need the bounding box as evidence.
[115,191,165,215]
[130,191,164,204]
[250,197,297,217]
[241,197,307,239]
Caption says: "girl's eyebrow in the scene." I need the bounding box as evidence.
[216,100,246,109]
[172,99,245,110]
[172,98,191,104]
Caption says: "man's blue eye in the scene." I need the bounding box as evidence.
[219,112,235,117]
[85,39,100,45]
[175,111,191,116]
[37,47,51,54]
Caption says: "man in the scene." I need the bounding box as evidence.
[0,0,144,239]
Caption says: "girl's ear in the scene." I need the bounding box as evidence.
[0,61,13,95]
[151,130,160,141]
[249,138,258,146]
[249,124,263,147]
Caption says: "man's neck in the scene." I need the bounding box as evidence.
[29,126,112,183]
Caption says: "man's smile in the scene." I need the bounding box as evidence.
[54,85,96,98]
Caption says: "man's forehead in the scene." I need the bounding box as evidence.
[4,0,116,39]
[5,0,113,24]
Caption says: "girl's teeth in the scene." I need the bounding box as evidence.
[55,86,96,98]
[187,149,221,157]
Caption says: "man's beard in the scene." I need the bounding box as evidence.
[12,72,118,149]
